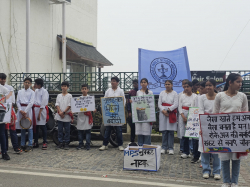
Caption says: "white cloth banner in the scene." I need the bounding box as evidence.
[184,107,200,138]
[200,112,250,153]
[71,96,95,113]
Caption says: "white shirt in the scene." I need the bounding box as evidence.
[158,90,178,112]
[55,93,72,122]
[16,88,35,113]
[199,94,215,114]
[3,84,15,104]
[178,93,196,114]
[34,87,48,108]
[0,85,9,99]
[192,94,201,108]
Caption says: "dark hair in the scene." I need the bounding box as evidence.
[140,78,149,94]
[61,81,69,87]
[81,84,88,89]
[184,81,193,87]
[165,80,173,90]
[206,79,216,87]
[35,78,44,87]
[24,77,32,83]
[200,81,206,88]
[0,73,7,80]
[192,79,199,85]
[182,79,189,84]
[132,79,138,84]
[223,73,241,91]
[111,76,119,82]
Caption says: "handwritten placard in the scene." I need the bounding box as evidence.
[184,107,200,138]
[123,145,161,171]
[200,112,250,153]
[71,96,95,113]
[101,97,126,125]
[131,95,156,123]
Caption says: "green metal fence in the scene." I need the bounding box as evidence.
[10,71,250,92]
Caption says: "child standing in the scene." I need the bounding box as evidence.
[33,78,49,150]
[55,81,72,150]
[179,81,196,159]
[77,84,95,150]
[158,80,178,155]
[135,78,153,146]
[16,78,35,152]
[213,73,248,187]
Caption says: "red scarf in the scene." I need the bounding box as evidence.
[182,106,190,111]
[162,103,177,123]
[84,112,93,125]
[5,107,16,131]
[57,111,74,123]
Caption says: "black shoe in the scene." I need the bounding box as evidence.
[14,148,22,154]
[21,146,26,151]
[33,143,39,148]
[55,143,64,150]
[2,153,10,160]
[76,145,84,150]
[64,144,69,150]
[25,146,33,152]
[191,158,199,163]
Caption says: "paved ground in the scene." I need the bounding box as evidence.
[0,140,250,187]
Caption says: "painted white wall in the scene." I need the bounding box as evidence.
[0,0,97,76]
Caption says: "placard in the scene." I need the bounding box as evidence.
[71,96,95,113]
[184,107,200,138]
[0,103,12,124]
[131,95,156,123]
[101,97,126,125]
[123,145,161,171]
[200,112,250,153]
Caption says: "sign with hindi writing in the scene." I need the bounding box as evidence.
[71,96,95,113]
[101,97,126,125]
[184,107,200,138]
[200,112,250,153]
[123,145,161,171]
[0,103,12,124]
[131,95,156,123]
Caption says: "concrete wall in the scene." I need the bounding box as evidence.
[0,0,97,77]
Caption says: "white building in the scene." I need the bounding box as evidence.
[0,0,112,77]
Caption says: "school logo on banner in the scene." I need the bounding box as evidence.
[139,47,191,94]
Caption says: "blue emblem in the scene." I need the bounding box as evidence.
[150,57,177,85]
[104,99,119,118]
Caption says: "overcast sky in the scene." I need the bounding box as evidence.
[97,0,250,72]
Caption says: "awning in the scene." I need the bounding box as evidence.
[57,35,113,67]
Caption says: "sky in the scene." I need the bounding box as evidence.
[97,0,250,72]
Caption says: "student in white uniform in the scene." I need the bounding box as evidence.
[134,78,153,146]
[16,78,35,152]
[33,78,49,150]
[76,84,96,150]
[178,79,189,154]
[179,81,196,159]
[99,77,126,151]
[0,73,21,153]
[158,80,178,155]
[213,73,248,187]
[55,81,72,150]
[199,79,221,180]
[0,84,10,160]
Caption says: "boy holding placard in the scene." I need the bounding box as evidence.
[55,81,72,150]
[76,84,96,150]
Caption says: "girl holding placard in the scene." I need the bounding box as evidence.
[158,80,178,155]
[199,79,221,180]
[135,78,153,146]
[213,73,248,187]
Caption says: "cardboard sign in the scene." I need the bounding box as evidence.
[131,95,156,123]
[0,103,12,124]
[71,96,95,113]
[184,107,200,138]
[101,97,126,125]
[200,112,250,153]
[124,145,161,171]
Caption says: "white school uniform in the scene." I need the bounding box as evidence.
[4,84,15,104]
[198,94,215,152]
[0,85,9,100]
[77,95,93,130]
[135,90,153,136]
[213,92,248,160]
[177,93,196,138]
[55,93,72,122]
[104,87,126,127]
[158,90,178,131]
[16,88,35,129]
[34,87,49,125]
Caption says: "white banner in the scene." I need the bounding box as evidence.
[184,107,200,138]
[71,96,95,113]
[200,112,250,153]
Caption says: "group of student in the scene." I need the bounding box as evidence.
[0,72,247,187]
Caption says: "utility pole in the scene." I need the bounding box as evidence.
[62,2,66,73]
[26,0,30,73]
